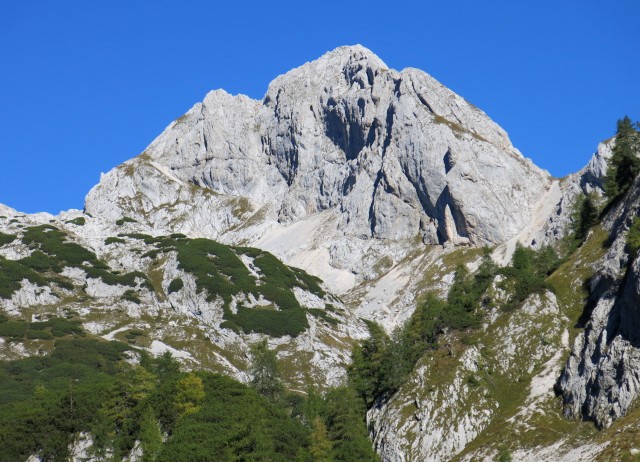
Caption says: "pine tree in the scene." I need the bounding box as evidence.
[249,339,283,400]
[139,407,163,462]
[572,193,598,242]
[309,417,333,462]
[324,387,379,462]
[174,373,205,417]
[604,116,640,199]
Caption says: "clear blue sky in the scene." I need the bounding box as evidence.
[1,1,639,214]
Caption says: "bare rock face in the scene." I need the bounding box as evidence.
[82,46,555,335]
[558,173,640,428]
[527,140,612,249]
[85,45,550,249]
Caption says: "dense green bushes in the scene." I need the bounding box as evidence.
[349,245,559,408]
[0,232,16,246]
[115,216,137,226]
[222,305,309,337]
[65,217,85,226]
[22,225,105,269]
[3,226,325,336]
[122,289,141,304]
[349,255,497,407]
[308,308,340,325]
[145,236,325,337]
[0,317,83,341]
[167,277,184,293]
[499,244,559,311]
[0,255,48,298]
[627,216,640,258]
[179,240,325,336]
[0,333,377,462]
[2,225,153,297]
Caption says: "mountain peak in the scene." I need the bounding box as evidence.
[318,44,388,69]
[264,45,388,100]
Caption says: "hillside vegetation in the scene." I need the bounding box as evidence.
[0,319,377,462]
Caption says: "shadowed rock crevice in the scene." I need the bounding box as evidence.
[443,149,454,174]
[323,97,371,162]
[435,185,470,244]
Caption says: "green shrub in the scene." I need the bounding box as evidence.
[167,278,184,294]
[25,329,54,340]
[500,244,559,311]
[125,329,144,339]
[21,225,106,269]
[0,318,83,341]
[49,277,74,291]
[39,318,84,337]
[0,256,47,299]
[0,232,16,247]
[627,216,640,258]
[118,233,154,244]
[292,268,326,297]
[105,237,126,245]
[0,321,28,338]
[122,289,141,304]
[115,216,137,226]
[307,308,339,325]
[125,329,145,343]
[19,250,62,272]
[496,446,513,462]
[65,217,86,226]
[84,267,152,289]
[223,306,308,337]
[142,249,164,259]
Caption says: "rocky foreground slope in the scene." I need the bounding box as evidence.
[2,46,640,461]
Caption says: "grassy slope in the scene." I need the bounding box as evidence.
[368,227,626,461]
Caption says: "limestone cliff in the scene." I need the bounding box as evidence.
[558,170,640,429]
[85,44,550,256]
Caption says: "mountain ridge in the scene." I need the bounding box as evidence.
[2,45,639,462]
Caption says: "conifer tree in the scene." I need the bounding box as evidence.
[572,193,598,242]
[139,407,163,462]
[604,116,640,199]
[249,339,284,400]
[309,417,333,462]
[174,373,205,417]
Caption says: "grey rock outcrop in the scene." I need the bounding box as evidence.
[529,140,612,249]
[86,45,550,250]
[81,46,557,334]
[558,171,640,428]
[369,292,566,462]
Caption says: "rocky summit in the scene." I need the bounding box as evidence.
[2,46,640,462]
